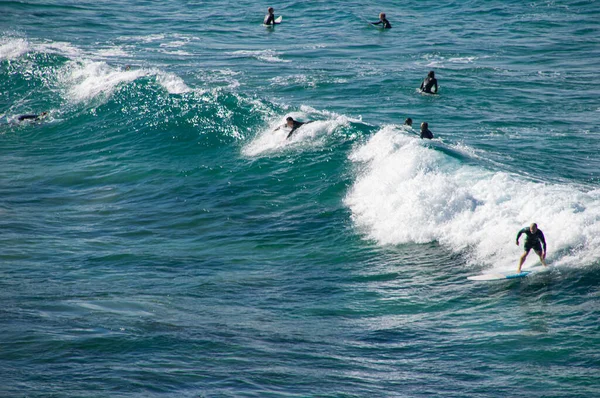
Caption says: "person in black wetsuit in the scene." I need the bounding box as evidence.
[404,118,413,127]
[371,13,392,29]
[274,116,313,139]
[516,223,548,272]
[264,7,279,25]
[420,122,433,139]
[17,112,48,122]
[420,71,438,94]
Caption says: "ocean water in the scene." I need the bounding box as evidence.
[1,0,600,396]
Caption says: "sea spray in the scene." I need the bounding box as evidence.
[346,127,600,270]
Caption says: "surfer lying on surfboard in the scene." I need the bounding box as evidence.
[516,223,547,273]
[17,112,48,122]
[273,116,314,139]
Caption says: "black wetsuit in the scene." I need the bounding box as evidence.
[372,18,392,29]
[264,13,276,25]
[286,121,308,139]
[420,129,433,139]
[516,227,547,253]
[18,114,41,121]
[420,77,438,94]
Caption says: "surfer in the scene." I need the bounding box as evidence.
[404,118,413,127]
[274,116,313,139]
[420,71,438,94]
[371,13,392,29]
[264,7,279,25]
[420,122,433,139]
[17,112,48,122]
[516,223,547,273]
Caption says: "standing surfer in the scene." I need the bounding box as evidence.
[516,223,548,273]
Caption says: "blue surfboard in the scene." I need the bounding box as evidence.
[467,271,532,281]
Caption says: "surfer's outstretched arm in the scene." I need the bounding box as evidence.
[286,121,309,139]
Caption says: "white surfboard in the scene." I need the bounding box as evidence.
[263,16,282,27]
[467,270,532,281]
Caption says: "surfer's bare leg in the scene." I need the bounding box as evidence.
[517,250,529,273]
[535,249,547,267]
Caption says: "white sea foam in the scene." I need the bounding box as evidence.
[1,36,87,60]
[270,74,315,88]
[57,60,145,103]
[53,57,191,102]
[159,41,188,48]
[122,34,166,43]
[0,37,29,60]
[155,72,191,94]
[345,127,600,271]
[229,50,290,63]
[196,69,241,90]
[422,54,480,69]
[38,41,83,58]
[95,46,130,58]
[243,107,353,157]
[157,49,193,56]
[447,56,477,64]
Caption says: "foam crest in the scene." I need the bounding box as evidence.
[37,41,82,58]
[155,72,191,94]
[95,46,130,58]
[346,127,600,270]
[57,60,145,103]
[243,109,350,157]
[55,59,192,103]
[0,37,29,60]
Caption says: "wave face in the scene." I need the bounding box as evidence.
[1,0,600,397]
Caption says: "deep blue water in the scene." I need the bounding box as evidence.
[1,1,600,396]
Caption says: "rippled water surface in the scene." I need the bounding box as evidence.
[1,0,600,396]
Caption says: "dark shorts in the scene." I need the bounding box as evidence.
[524,242,543,253]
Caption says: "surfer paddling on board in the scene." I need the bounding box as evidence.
[17,112,48,122]
[273,116,313,139]
[516,223,547,273]
[264,7,280,25]
[420,71,438,94]
[371,12,392,29]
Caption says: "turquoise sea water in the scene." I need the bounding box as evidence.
[1,1,600,396]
